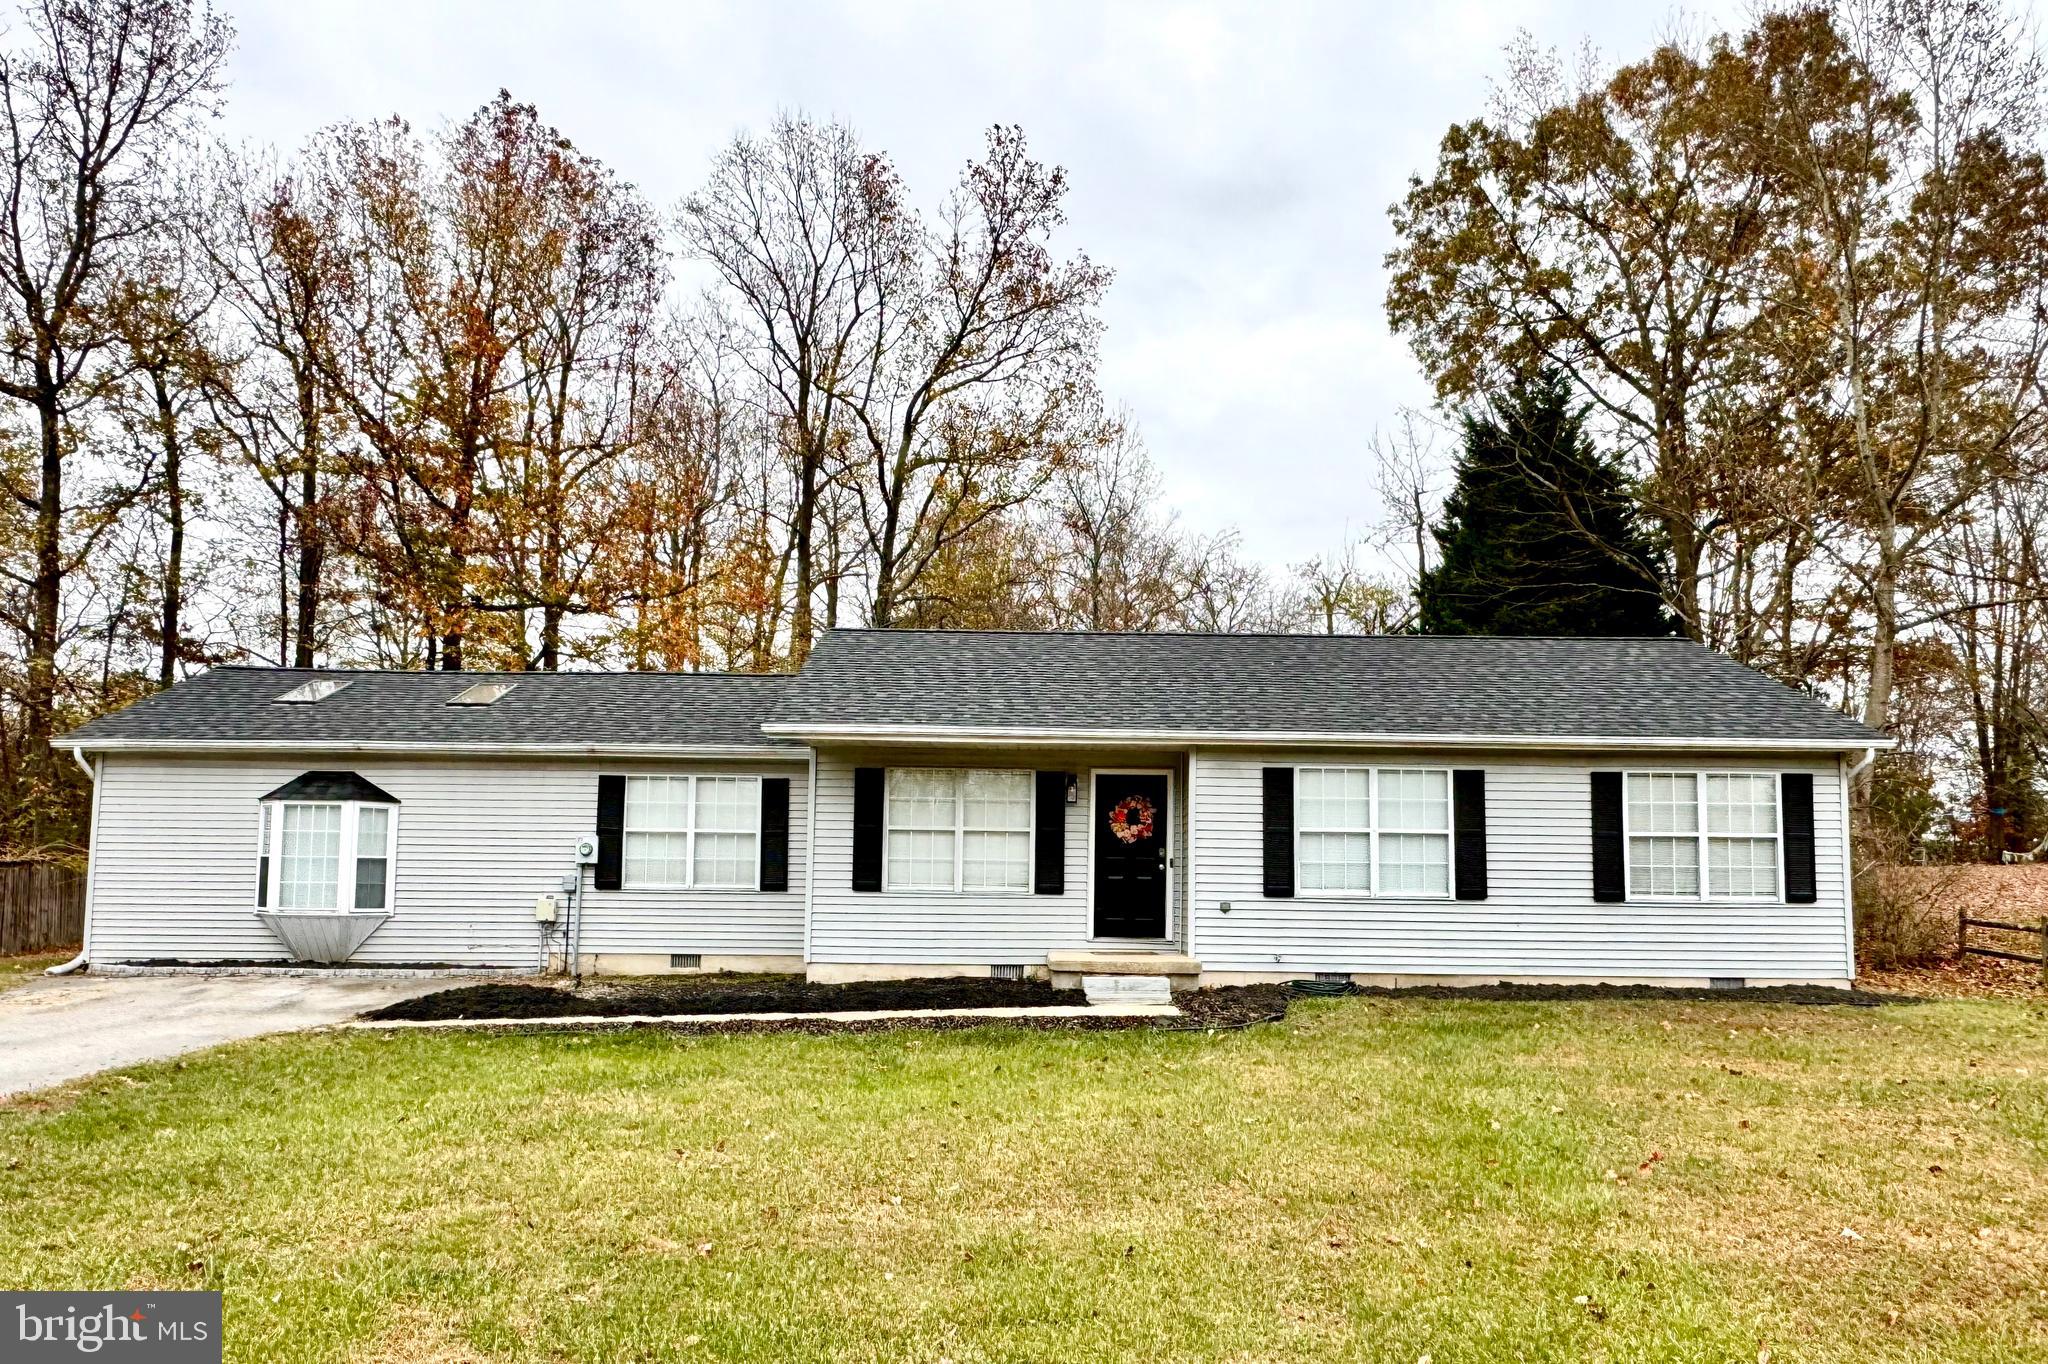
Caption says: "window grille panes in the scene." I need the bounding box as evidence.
[1299,831,1371,892]
[1378,769,1449,831]
[886,768,1031,892]
[1298,767,1370,831]
[961,770,1031,890]
[1627,773,1699,834]
[353,805,390,909]
[623,775,761,889]
[279,803,342,909]
[1626,771,1779,900]
[692,777,759,888]
[1379,831,1450,895]
[1629,835,1700,897]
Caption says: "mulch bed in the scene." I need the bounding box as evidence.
[361,972,1927,1040]
[359,975,1295,1036]
[364,974,1084,1022]
[1328,981,1916,1006]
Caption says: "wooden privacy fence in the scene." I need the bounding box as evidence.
[0,862,84,955]
[1958,911,2048,986]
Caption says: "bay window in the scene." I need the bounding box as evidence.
[624,775,761,889]
[886,768,1032,892]
[255,798,397,912]
[1625,772,1779,900]
[1296,766,1451,897]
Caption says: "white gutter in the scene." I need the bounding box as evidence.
[46,747,98,975]
[65,739,804,760]
[761,723,1895,754]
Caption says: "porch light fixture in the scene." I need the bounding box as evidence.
[1065,773,1080,805]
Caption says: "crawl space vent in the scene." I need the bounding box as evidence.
[669,953,702,970]
[991,964,1026,981]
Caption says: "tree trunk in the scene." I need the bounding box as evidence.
[154,371,185,689]
[541,605,562,671]
[25,389,63,823]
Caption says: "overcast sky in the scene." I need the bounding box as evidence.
[219,0,1742,572]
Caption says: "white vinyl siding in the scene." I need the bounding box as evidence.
[1193,748,1851,982]
[809,747,1188,965]
[87,755,806,967]
[623,775,760,890]
[1625,771,1780,901]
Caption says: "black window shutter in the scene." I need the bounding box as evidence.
[1453,768,1488,901]
[1590,771,1624,903]
[1034,771,1067,895]
[759,777,791,892]
[852,766,885,893]
[1262,766,1295,898]
[1782,773,1817,904]
[595,774,626,891]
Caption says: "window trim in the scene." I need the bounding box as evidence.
[620,773,763,892]
[1621,770,1783,903]
[1293,764,1454,901]
[882,766,1036,896]
[255,797,399,913]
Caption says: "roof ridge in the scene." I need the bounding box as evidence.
[821,627,1705,643]
[206,664,795,680]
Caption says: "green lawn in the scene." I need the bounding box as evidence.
[2,996,2044,1363]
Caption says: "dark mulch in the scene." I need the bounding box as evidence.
[364,973,1083,1022]
[1311,980,1921,1007]
[366,983,1296,1037]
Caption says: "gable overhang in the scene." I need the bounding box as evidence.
[763,723,1895,753]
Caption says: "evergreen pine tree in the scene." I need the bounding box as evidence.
[1417,370,1674,636]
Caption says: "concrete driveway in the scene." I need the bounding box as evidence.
[0,972,461,1098]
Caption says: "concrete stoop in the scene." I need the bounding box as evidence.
[1046,949,1201,995]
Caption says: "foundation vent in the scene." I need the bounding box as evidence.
[1709,977,1746,990]
[991,964,1026,981]
[669,953,702,970]
[1314,972,1350,984]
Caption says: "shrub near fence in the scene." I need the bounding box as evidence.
[0,862,85,954]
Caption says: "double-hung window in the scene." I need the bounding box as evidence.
[1296,766,1451,897]
[623,775,761,889]
[256,799,396,912]
[885,768,1032,892]
[1625,772,1779,900]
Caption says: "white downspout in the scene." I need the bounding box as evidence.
[45,747,98,975]
[1846,746,1878,786]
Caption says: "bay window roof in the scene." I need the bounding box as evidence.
[260,770,399,804]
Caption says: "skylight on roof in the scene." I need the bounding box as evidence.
[447,681,516,707]
[274,679,350,705]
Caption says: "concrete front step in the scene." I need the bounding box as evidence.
[1046,949,1201,992]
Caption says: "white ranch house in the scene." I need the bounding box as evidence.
[58,630,1889,988]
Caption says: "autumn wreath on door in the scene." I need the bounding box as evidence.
[1107,793,1156,844]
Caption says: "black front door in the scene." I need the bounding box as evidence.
[1094,773,1169,939]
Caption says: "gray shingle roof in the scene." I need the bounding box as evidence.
[61,632,1888,753]
[767,630,1885,747]
[61,667,800,752]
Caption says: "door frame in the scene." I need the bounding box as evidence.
[1087,767,1176,943]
